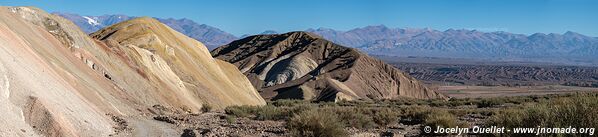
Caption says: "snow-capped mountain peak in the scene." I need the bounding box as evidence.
[82,16,101,26]
[55,12,238,50]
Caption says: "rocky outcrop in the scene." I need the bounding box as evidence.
[212,32,446,101]
[0,6,264,137]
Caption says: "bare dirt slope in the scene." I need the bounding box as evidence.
[0,6,264,136]
[212,32,445,101]
[0,6,122,137]
[90,17,265,109]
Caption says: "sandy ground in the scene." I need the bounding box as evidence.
[436,85,598,98]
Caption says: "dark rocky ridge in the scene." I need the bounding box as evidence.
[212,32,445,101]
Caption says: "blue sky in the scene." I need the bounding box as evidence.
[2,0,597,36]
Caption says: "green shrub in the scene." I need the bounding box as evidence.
[400,106,431,125]
[429,99,448,107]
[224,105,257,117]
[448,98,478,106]
[423,110,468,135]
[350,100,372,108]
[226,104,316,121]
[287,109,347,137]
[271,99,308,107]
[486,93,598,137]
[448,109,469,117]
[333,107,375,129]
[255,105,288,121]
[486,109,525,129]
[477,98,505,108]
[224,115,236,124]
[373,108,400,127]
[319,101,339,107]
[288,104,315,115]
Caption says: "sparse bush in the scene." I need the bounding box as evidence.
[287,109,347,137]
[201,104,212,113]
[288,104,315,115]
[486,109,524,129]
[428,99,448,107]
[271,99,309,107]
[503,96,533,104]
[224,105,257,118]
[423,110,468,135]
[448,109,469,117]
[349,100,371,108]
[223,93,596,136]
[477,109,497,116]
[449,108,497,117]
[448,98,478,106]
[477,98,505,108]
[226,103,316,121]
[333,107,375,129]
[319,101,339,107]
[373,108,400,127]
[224,115,236,124]
[486,93,598,136]
[400,106,431,125]
[255,105,288,121]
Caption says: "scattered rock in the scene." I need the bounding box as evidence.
[153,115,177,124]
[380,131,394,137]
[181,128,198,137]
[106,113,131,136]
[148,105,176,115]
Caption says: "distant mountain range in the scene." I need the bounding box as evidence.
[239,30,279,38]
[55,12,237,49]
[304,26,598,65]
[57,12,598,65]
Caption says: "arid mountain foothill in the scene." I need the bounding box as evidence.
[1,1,597,136]
[90,17,265,109]
[212,32,445,101]
[0,6,263,136]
